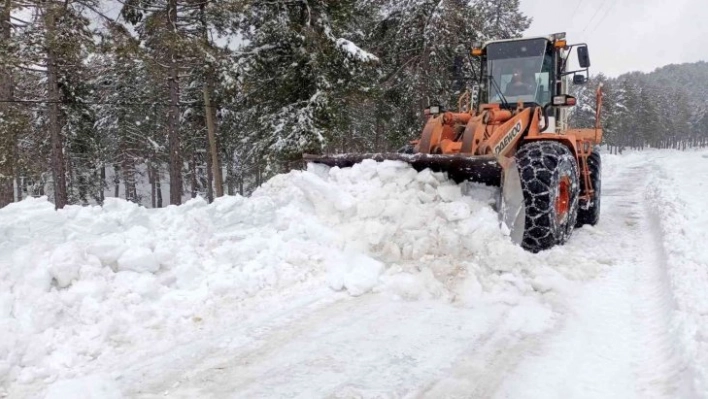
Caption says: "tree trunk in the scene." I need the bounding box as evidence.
[203,84,223,198]
[113,164,120,198]
[226,151,235,196]
[341,129,347,153]
[167,0,182,205]
[67,156,76,203]
[99,165,105,204]
[205,139,214,203]
[0,0,14,207]
[122,156,137,203]
[155,168,163,208]
[414,11,440,124]
[14,170,21,202]
[190,152,197,198]
[45,8,68,209]
[167,71,182,205]
[416,44,431,125]
[374,116,382,152]
[148,163,156,208]
[117,116,138,202]
[14,159,22,202]
[195,3,224,199]
[13,160,20,202]
[226,150,236,195]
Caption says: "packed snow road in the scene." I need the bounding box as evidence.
[1,149,707,398]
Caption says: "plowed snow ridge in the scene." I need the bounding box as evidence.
[0,150,706,398]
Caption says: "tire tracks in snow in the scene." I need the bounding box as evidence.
[635,160,696,398]
[125,293,512,399]
[632,204,693,397]
[412,323,547,398]
[492,159,694,399]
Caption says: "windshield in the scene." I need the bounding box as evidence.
[485,39,553,105]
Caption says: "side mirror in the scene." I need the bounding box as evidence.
[573,74,587,85]
[577,46,591,68]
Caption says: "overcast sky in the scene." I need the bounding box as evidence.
[519,0,708,77]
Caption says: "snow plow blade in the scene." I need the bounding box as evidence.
[303,153,502,186]
[500,159,525,245]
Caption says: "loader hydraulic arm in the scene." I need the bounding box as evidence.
[479,108,532,156]
[474,106,541,168]
[416,104,542,169]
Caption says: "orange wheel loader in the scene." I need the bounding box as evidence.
[304,33,603,253]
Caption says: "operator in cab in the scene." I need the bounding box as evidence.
[505,67,536,97]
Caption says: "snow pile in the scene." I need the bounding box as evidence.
[645,150,708,395]
[0,159,605,393]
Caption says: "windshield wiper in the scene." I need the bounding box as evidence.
[488,74,510,109]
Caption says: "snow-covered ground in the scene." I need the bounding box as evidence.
[1,149,707,398]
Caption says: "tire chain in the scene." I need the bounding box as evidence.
[515,141,580,252]
[576,147,601,226]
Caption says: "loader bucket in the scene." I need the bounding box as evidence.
[303,153,502,186]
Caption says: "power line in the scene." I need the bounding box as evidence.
[585,0,620,36]
[581,0,609,35]
[569,0,583,22]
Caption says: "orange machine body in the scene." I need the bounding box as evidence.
[412,89,604,202]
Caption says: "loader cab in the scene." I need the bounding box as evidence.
[473,33,591,131]
[481,38,554,107]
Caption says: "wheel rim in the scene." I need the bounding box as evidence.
[555,176,570,224]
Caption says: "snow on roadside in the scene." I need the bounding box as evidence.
[645,150,708,395]
[0,159,605,394]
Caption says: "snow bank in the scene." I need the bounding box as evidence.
[645,150,708,395]
[0,159,605,394]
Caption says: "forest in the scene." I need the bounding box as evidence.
[571,62,708,154]
[0,0,706,209]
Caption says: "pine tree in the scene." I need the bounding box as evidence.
[122,0,185,205]
[233,1,378,176]
[4,0,102,208]
[364,0,531,148]
[569,80,598,130]
[119,0,243,204]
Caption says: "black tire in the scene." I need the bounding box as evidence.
[515,141,580,253]
[576,147,601,227]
